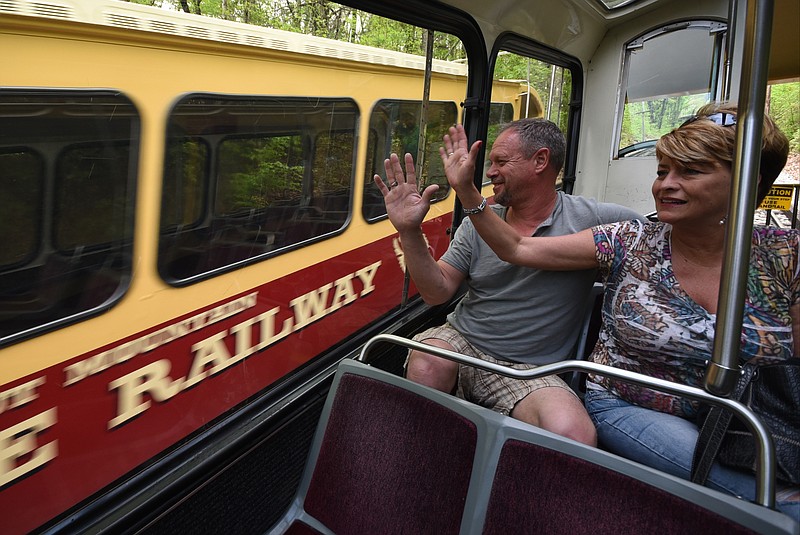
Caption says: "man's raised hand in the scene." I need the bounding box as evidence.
[373,152,439,233]
[439,124,482,195]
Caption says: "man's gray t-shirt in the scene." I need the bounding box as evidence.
[441,191,641,365]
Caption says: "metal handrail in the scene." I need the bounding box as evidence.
[357,333,777,508]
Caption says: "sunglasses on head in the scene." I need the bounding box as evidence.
[680,112,737,128]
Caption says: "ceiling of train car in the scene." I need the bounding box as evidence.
[440,0,661,60]
[442,0,798,82]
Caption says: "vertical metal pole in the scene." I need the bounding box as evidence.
[526,58,532,118]
[722,0,738,100]
[707,0,773,393]
[416,30,434,170]
[548,64,556,120]
[402,29,434,308]
[705,0,776,508]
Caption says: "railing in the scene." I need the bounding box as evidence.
[357,333,777,508]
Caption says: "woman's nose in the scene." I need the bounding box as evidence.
[660,171,681,188]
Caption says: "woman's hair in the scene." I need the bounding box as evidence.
[656,102,789,204]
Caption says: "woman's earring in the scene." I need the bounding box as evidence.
[719,215,728,225]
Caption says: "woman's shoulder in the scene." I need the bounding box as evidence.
[752,225,800,250]
[593,220,669,260]
[595,219,666,237]
[750,227,800,279]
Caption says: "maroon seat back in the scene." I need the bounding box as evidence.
[303,373,477,535]
[483,439,757,535]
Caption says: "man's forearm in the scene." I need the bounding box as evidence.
[398,228,454,304]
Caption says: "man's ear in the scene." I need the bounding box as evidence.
[532,147,550,173]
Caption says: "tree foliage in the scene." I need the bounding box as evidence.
[123,0,465,59]
[122,0,798,159]
[769,82,800,153]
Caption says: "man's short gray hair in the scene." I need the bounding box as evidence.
[498,118,566,173]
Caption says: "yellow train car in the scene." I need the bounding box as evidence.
[3,0,798,532]
[0,0,538,532]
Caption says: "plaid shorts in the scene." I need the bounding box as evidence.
[411,323,577,416]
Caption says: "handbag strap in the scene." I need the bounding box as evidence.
[690,362,756,485]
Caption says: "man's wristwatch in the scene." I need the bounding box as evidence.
[462,196,487,215]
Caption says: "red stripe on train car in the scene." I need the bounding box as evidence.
[0,214,451,534]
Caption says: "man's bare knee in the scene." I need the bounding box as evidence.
[406,344,458,393]
[511,388,597,447]
[541,412,597,446]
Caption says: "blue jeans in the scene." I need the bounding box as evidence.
[585,389,799,521]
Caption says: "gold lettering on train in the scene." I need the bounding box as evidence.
[230,307,293,358]
[107,261,382,428]
[289,261,381,329]
[0,377,46,414]
[0,408,57,487]
[107,361,182,428]
[63,292,258,387]
[291,282,334,330]
[355,261,381,294]
[183,332,233,389]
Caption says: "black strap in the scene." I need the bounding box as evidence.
[690,364,754,485]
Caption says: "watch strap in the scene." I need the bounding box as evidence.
[462,196,487,215]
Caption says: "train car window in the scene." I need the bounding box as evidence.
[493,52,572,128]
[616,21,727,158]
[362,99,458,221]
[481,101,518,187]
[159,95,357,284]
[489,51,573,184]
[489,102,516,131]
[0,91,138,347]
[313,131,354,219]
[216,135,305,215]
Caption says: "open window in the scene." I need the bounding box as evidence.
[616,20,727,158]
[489,37,581,191]
[363,99,459,221]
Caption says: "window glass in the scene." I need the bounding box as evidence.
[487,102,516,159]
[313,131,354,216]
[617,22,726,157]
[362,100,458,221]
[489,51,573,183]
[159,95,357,282]
[216,135,305,215]
[161,138,208,228]
[0,150,43,267]
[0,91,137,345]
[493,53,572,129]
[55,143,133,250]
